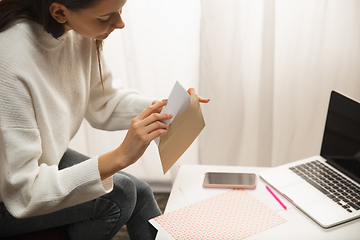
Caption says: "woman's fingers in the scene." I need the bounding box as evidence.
[187,88,196,95]
[129,102,172,144]
[145,118,170,133]
[198,96,210,103]
[138,99,167,120]
[187,88,210,103]
[141,112,172,127]
[137,122,169,143]
[151,100,167,113]
[131,114,171,145]
[147,127,168,140]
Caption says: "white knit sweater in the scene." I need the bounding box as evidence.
[0,20,153,218]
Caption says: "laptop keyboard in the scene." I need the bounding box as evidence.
[289,160,360,213]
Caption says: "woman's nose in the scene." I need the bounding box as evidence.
[112,12,125,29]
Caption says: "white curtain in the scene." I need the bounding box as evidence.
[200,0,360,167]
[70,0,360,184]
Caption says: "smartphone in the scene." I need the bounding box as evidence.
[203,172,257,189]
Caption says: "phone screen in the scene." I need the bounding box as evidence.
[203,172,256,185]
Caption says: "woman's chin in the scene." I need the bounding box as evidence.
[96,32,112,40]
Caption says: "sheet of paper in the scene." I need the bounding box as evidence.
[161,81,190,125]
[150,189,287,240]
[155,81,190,145]
[157,87,205,174]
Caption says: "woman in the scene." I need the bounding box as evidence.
[0,0,209,239]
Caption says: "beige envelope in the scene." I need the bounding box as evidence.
[158,91,205,174]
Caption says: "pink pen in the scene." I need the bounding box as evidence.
[266,186,287,210]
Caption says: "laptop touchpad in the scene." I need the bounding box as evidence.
[280,182,325,205]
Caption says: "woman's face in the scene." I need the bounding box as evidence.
[63,0,127,40]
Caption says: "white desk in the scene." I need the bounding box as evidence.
[155,165,360,240]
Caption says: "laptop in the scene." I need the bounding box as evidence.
[259,91,360,228]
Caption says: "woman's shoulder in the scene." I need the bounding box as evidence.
[0,20,26,45]
[0,20,94,64]
[0,20,93,52]
[0,20,43,58]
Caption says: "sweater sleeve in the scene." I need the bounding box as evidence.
[0,75,112,218]
[85,54,154,131]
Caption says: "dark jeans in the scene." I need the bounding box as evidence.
[0,149,161,239]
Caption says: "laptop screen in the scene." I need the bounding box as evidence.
[320,91,360,184]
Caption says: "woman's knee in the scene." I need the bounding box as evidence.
[58,149,89,170]
[102,174,137,214]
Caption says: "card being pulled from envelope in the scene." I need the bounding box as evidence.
[155,81,205,174]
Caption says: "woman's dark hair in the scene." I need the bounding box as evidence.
[0,0,104,89]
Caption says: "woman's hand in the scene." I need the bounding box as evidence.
[119,100,172,164]
[98,100,172,180]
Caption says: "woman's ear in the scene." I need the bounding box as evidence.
[49,2,68,24]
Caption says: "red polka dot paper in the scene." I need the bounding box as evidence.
[153,189,286,239]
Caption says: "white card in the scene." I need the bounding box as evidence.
[155,81,190,145]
